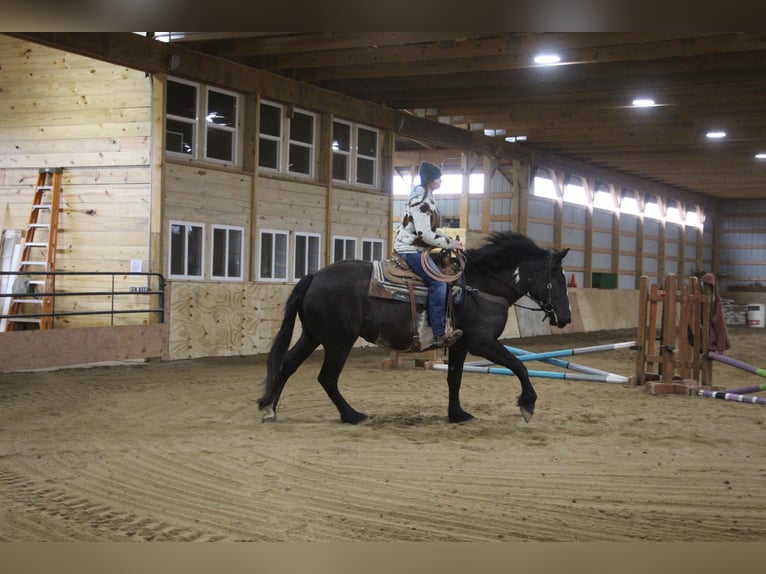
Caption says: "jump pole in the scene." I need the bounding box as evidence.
[503,344,629,378]
[504,341,636,362]
[707,352,766,379]
[696,389,766,405]
[431,363,629,383]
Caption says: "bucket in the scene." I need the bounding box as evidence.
[746,303,765,328]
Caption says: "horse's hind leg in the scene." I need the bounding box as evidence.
[318,343,367,424]
[262,333,319,422]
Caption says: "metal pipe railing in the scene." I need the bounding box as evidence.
[1,271,165,327]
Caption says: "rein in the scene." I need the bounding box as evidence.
[465,250,556,320]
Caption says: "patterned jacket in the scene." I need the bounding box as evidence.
[393,186,458,253]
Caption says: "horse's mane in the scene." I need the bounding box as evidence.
[465,232,546,272]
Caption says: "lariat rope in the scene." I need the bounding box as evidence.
[419,248,466,282]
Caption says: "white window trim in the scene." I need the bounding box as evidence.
[355,125,380,188]
[166,77,199,161]
[203,85,241,166]
[332,235,357,262]
[168,220,205,280]
[293,231,322,281]
[166,77,241,166]
[332,120,380,189]
[210,224,245,281]
[258,228,289,282]
[331,118,353,184]
[258,100,283,174]
[287,108,317,178]
[259,101,317,179]
[361,237,385,262]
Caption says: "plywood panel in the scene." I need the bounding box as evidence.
[0,324,168,371]
[168,281,295,360]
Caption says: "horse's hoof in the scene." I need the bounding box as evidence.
[519,406,533,423]
[449,411,475,423]
[261,407,277,423]
[342,412,369,424]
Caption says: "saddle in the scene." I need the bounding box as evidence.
[368,253,429,304]
[368,252,464,351]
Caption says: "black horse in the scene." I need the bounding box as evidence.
[257,231,571,424]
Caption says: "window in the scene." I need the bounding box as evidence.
[361,238,384,262]
[620,191,640,215]
[294,232,321,279]
[259,100,316,177]
[211,225,244,280]
[333,236,357,262]
[258,101,282,171]
[332,120,351,181]
[356,126,378,186]
[593,187,616,211]
[259,229,288,281]
[205,87,239,163]
[332,120,379,187]
[562,177,587,205]
[532,170,557,199]
[288,110,316,176]
[166,79,197,157]
[166,78,240,165]
[169,221,205,279]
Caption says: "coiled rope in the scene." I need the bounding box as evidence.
[420,247,466,282]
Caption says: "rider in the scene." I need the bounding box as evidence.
[393,161,463,348]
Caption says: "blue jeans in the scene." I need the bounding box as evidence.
[399,251,447,338]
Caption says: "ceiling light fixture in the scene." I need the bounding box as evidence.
[533,54,561,65]
[706,130,727,139]
[632,98,656,107]
[755,153,766,159]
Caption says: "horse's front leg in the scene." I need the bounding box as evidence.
[477,340,537,422]
[446,346,474,423]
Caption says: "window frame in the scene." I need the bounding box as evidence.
[203,85,240,166]
[165,77,199,160]
[293,231,322,280]
[259,100,317,178]
[258,228,290,282]
[166,77,241,166]
[168,220,206,280]
[355,125,380,188]
[210,224,245,281]
[332,235,357,263]
[361,238,384,262]
[331,119,380,188]
[258,100,283,173]
[287,108,317,178]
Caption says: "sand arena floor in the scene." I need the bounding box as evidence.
[1,327,764,541]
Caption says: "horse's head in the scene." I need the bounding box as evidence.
[525,248,572,328]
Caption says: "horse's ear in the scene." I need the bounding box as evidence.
[557,248,570,261]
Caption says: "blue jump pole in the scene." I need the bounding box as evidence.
[431,363,628,383]
[503,341,636,362]
[503,344,621,378]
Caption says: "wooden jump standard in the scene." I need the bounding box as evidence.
[631,274,723,395]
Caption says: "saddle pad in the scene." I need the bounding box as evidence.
[369,261,428,304]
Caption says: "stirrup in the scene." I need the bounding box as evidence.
[434,329,463,348]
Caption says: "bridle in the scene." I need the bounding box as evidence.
[467,249,559,323]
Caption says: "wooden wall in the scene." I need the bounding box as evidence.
[0,36,154,327]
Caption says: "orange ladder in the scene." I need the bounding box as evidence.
[5,168,63,331]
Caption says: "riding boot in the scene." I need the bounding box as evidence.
[433,329,463,348]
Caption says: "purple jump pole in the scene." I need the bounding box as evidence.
[697,389,766,405]
[707,352,766,379]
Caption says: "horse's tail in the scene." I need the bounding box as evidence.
[257,274,314,411]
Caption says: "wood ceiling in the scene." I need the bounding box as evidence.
[170,32,766,204]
